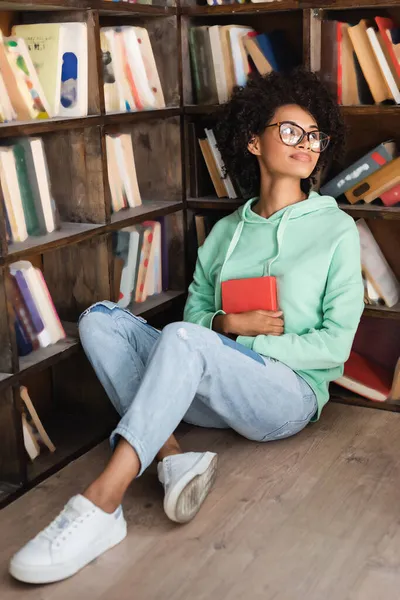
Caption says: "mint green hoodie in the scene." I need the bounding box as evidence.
[184,192,364,418]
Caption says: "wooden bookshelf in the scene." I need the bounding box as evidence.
[182,0,400,420]
[0,0,186,505]
[0,0,399,506]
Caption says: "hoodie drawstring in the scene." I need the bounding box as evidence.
[264,209,292,276]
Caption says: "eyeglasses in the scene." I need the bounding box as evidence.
[266,121,330,153]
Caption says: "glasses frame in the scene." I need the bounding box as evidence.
[266,121,331,153]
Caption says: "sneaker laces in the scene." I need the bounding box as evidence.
[39,503,93,544]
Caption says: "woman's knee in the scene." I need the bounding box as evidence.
[79,304,114,350]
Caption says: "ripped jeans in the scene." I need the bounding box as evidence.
[79,301,317,475]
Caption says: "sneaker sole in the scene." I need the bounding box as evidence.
[164,452,218,524]
[9,517,127,584]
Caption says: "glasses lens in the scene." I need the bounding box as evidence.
[309,131,330,153]
[279,122,303,146]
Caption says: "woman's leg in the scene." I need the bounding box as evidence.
[83,320,316,511]
[78,302,184,460]
[10,321,316,584]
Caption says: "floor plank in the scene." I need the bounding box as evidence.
[1,403,400,599]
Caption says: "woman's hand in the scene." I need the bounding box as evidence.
[213,311,284,337]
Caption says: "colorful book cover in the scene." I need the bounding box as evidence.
[12,23,61,116]
[4,37,51,119]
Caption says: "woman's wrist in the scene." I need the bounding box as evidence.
[213,313,234,335]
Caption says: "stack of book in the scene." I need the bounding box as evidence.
[100,26,165,113]
[320,17,400,105]
[357,219,400,309]
[0,23,88,121]
[113,220,167,307]
[10,260,66,357]
[21,386,56,462]
[1,138,59,244]
[189,25,296,104]
[321,140,400,206]
[105,133,142,212]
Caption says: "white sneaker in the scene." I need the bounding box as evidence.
[9,494,127,584]
[158,452,218,524]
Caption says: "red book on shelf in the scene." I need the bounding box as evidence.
[221,276,278,314]
[381,182,400,206]
[335,351,392,402]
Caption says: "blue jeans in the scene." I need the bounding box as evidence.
[79,301,317,476]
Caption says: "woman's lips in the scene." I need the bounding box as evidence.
[290,152,312,162]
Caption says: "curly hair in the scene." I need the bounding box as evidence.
[214,68,345,198]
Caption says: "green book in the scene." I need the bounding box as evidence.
[13,141,47,236]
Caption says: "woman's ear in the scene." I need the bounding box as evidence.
[247,135,261,156]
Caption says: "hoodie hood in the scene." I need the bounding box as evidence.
[221,192,339,278]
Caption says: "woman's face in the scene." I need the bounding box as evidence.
[248,104,322,181]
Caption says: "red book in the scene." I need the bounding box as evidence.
[335,351,392,402]
[381,182,400,206]
[221,276,278,314]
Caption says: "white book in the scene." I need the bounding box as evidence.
[29,138,56,233]
[204,128,237,199]
[121,27,156,110]
[367,28,400,104]
[118,228,141,308]
[209,26,229,104]
[22,413,40,461]
[0,148,28,242]
[105,135,125,211]
[228,26,254,88]
[102,28,135,112]
[114,134,142,208]
[357,219,400,308]
[144,222,161,297]
[57,23,88,117]
[133,27,165,109]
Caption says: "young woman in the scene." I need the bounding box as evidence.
[10,69,364,584]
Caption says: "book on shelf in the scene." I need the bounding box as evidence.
[356,218,400,308]
[320,140,396,199]
[189,24,297,105]
[335,351,393,402]
[0,137,59,244]
[319,16,400,106]
[0,24,88,122]
[197,128,238,199]
[112,220,165,307]
[12,23,88,118]
[345,156,400,205]
[100,26,165,114]
[20,386,56,461]
[194,214,227,249]
[105,133,142,213]
[10,260,66,356]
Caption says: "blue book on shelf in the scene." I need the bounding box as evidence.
[256,31,297,73]
[15,316,33,356]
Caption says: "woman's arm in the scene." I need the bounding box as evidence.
[183,224,225,330]
[236,226,364,370]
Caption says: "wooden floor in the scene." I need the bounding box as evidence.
[1,402,400,599]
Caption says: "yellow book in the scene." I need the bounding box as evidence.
[12,23,61,116]
[100,30,121,113]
